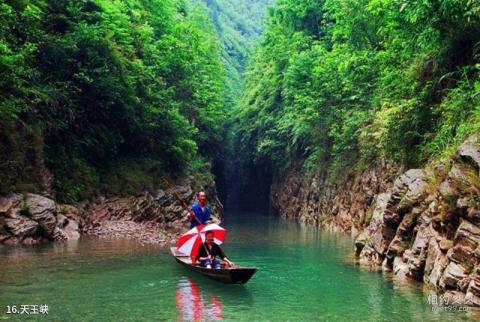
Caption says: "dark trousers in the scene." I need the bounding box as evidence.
[201,258,221,269]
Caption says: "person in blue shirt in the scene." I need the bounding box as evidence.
[188,191,212,228]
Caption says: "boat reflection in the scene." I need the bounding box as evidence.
[176,279,224,321]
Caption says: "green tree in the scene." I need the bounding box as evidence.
[0,0,227,201]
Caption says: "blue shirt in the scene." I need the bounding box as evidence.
[190,202,211,228]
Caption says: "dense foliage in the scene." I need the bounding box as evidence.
[200,0,273,204]
[234,0,480,181]
[0,0,226,201]
[5,0,478,207]
[203,0,274,105]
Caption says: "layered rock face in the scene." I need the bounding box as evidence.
[0,193,81,246]
[0,177,223,246]
[84,177,223,244]
[271,135,480,305]
[271,160,399,233]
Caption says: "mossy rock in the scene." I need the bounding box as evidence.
[439,239,454,251]
[362,208,375,226]
[461,259,475,274]
[444,194,459,211]
[400,240,411,250]
[19,202,33,219]
[38,219,48,237]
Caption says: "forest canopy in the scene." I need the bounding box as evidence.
[234,0,480,180]
[202,0,274,105]
[3,0,480,204]
[0,0,226,201]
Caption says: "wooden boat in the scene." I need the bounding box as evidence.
[170,247,257,284]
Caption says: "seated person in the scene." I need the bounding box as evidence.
[196,231,235,269]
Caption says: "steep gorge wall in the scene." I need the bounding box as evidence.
[271,160,400,233]
[271,136,480,306]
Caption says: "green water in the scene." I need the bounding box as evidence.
[0,211,477,321]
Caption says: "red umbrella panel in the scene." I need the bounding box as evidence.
[200,223,226,245]
[177,224,227,258]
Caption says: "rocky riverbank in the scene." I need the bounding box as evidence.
[0,177,222,246]
[84,179,222,244]
[271,135,480,306]
[0,193,81,246]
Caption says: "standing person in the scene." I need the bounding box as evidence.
[188,191,212,228]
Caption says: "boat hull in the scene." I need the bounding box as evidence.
[171,247,256,284]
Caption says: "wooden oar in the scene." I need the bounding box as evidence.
[161,176,211,260]
[161,176,203,226]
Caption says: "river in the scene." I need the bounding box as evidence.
[0,211,477,321]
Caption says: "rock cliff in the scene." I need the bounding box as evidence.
[0,176,222,246]
[271,135,480,306]
[271,160,399,233]
[0,193,81,245]
[83,177,223,244]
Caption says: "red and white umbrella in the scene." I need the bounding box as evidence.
[177,224,227,257]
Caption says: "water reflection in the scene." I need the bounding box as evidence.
[176,279,223,321]
[0,237,160,266]
[1,211,478,321]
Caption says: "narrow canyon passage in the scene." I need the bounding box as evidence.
[2,0,480,320]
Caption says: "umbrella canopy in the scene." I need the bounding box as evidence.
[200,223,226,244]
[177,224,227,257]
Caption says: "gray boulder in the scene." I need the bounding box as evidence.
[458,134,480,174]
[441,262,468,289]
[25,194,57,235]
